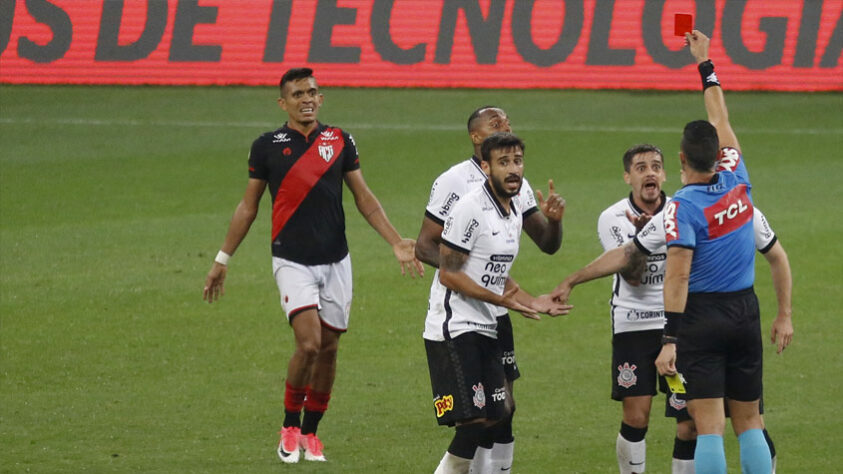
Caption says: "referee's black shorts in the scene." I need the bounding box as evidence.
[677,287,762,402]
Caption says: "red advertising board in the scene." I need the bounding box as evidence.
[1,0,841,91]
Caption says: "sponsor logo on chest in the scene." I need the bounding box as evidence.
[704,184,752,239]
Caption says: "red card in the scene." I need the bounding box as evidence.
[674,14,693,36]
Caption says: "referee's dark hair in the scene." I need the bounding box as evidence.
[622,144,664,172]
[279,68,315,96]
[681,120,720,172]
[481,132,525,162]
[467,105,500,132]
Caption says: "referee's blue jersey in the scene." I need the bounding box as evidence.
[664,148,755,293]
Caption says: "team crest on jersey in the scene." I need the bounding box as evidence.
[434,394,454,417]
[472,383,486,409]
[272,132,290,143]
[617,362,638,388]
[669,393,687,411]
[318,144,334,162]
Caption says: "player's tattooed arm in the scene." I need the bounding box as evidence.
[618,241,647,285]
[440,246,468,273]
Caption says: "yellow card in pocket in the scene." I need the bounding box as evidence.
[666,373,686,394]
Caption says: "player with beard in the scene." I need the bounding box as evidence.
[424,133,570,474]
[586,144,670,474]
[416,106,564,473]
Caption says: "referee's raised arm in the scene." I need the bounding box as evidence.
[687,30,740,154]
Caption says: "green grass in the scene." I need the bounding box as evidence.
[1,84,841,473]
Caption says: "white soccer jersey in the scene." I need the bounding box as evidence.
[424,182,523,342]
[423,156,538,321]
[635,206,777,256]
[597,194,670,334]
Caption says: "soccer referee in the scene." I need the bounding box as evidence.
[655,31,773,473]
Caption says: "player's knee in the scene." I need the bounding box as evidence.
[295,339,321,359]
[676,420,697,440]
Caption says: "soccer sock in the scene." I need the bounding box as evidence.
[468,427,494,473]
[617,423,647,473]
[448,423,485,460]
[301,388,331,435]
[738,429,772,474]
[763,428,777,473]
[435,451,472,474]
[283,381,306,428]
[488,409,515,471]
[671,437,696,474]
[695,434,727,474]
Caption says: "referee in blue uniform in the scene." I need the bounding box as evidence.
[655,31,772,474]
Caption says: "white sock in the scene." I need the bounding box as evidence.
[435,451,472,474]
[772,455,777,474]
[671,458,695,474]
[490,441,514,472]
[617,433,646,473]
[468,447,492,474]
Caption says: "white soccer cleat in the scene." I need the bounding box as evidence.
[300,432,326,462]
[277,426,301,463]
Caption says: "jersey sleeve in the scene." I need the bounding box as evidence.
[716,147,749,185]
[597,209,625,251]
[518,176,539,218]
[664,198,698,249]
[342,132,361,172]
[441,199,479,254]
[248,135,269,180]
[753,207,778,253]
[633,210,666,256]
[425,171,463,225]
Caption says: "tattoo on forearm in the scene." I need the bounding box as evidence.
[441,250,467,272]
[620,243,647,282]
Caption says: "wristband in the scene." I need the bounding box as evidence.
[698,60,720,90]
[215,250,231,266]
[662,335,679,345]
[663,311,683,337]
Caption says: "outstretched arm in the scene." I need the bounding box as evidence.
[762,241,794,353]
[687,30,740,152]
[203,178,266,303]
[551,241,644,302]
[344,169,424,277]
[523,179,564,254]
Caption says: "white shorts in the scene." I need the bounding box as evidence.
[272,255,353,332]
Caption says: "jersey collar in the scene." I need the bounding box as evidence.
[470,155,484,174]
[483,181,517,218]
[627,191,667,215]
[281,122,325,142]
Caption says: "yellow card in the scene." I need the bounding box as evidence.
[666,373,686,394]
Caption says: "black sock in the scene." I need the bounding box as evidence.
[283,410,301,429]
[448,423,485,459]
[673,437,697,460]
[763,429,776,458]
[620,422,648,442]
[300,410,324,435]
[493,411,515,444]
[478,426,495,450]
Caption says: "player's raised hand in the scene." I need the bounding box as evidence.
[498,284,540,320]
[771,313,794,354]
[625,210,652,233]
[393,238,425,278]
[536,179,565,222]
[533,293,574,317]
[203,263,227,303]
[685,30,710,63]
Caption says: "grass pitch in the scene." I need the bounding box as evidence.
[1,84,841,472]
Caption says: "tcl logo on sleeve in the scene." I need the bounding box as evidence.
[715,147,741,172]
[664,201,679,242]
[704,184,753,239]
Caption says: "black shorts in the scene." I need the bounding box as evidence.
[611,329,667,401]
[677,288,762,401]
[425,332,508,426]
[496,313,520,382]
[666,394,764,420]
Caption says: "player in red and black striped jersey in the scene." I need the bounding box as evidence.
[203,68,423,464]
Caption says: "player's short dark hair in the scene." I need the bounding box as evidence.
[481,132,525,162]
[467,105,500,132]
[622,144,664,172]
[681,120,719,172]
[279,68,315,96]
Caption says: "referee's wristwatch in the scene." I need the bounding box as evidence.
[661,335,679,345]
